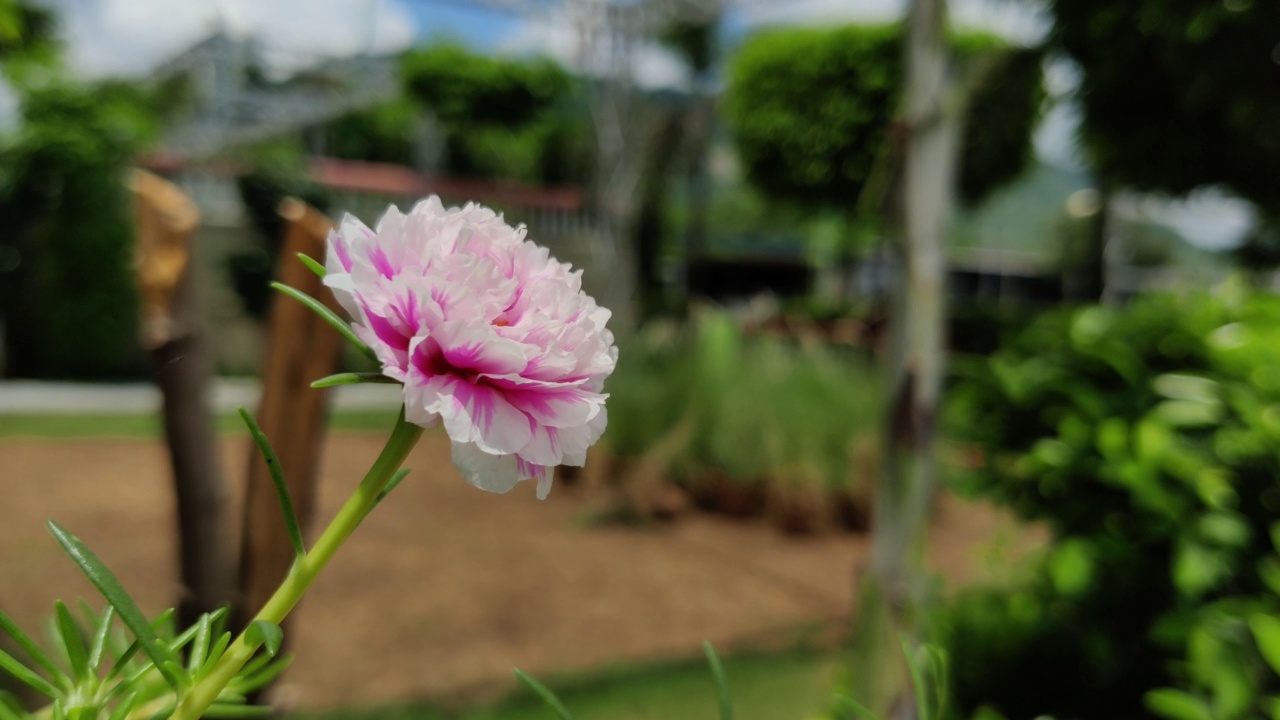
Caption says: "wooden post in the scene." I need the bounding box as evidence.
[131,169,237,633]
[236,199,341,636]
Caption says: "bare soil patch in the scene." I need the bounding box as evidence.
[0,433,1036,711]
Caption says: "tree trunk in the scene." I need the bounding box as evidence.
[683,91,715,266]
[235,199,342,641]
[153,301,235,633]
[131,170,237,633]
[635,110,684,321]
[1077,183,1111,301]
[847,0,959,717]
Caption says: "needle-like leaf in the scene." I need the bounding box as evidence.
[832,695,879,720]
[297,253,326,279]
[232,655,293,695]
[380,468,411,501]
[0,692,24,720]
[513,669,574,720]
[310,372,398,389]
[0,647,59,698]
[46,522,182,690]
[187,613,212,674]
[196,633,232,681]
[105,693,137,720]
[270,282,376,361]
[0,606,65,686]
[54,601,88,681]
[702,641,734,720]
[239,408,306,558]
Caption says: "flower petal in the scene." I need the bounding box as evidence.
[518,407,606,466]
[419,375,534,455]
[423,321,528,377]
[516,458,554,500]
[451,441,521,494]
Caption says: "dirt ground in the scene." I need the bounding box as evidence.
[0,432,1035,711]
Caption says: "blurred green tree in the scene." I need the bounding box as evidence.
[0,0,57,80]
[398,44,588,184]
[235,47,589,326]
[321,98,419,166]
[316,45,589,187]
[402,44,569,129]
[724,24,1044,213]
[1050,0,1280,216]
[0,80,161,378]
[1048,0,1280,291]
[0,2,170,379]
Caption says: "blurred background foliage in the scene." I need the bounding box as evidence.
[603,310,880,530]
[1050,0,1280,290]
[1051,0,1280,216]
[942,282,1280,720]
[0,80,163,378]
[228,169,333,320]
[723,25,1044,213]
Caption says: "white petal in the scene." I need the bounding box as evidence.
[450,441,520,494]
[536,467,555,500]
[401,383,439,428]
[323,273,362,320]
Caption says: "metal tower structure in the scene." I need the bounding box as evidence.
[151,30,400,160]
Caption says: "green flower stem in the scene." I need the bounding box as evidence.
[166,412,424,720]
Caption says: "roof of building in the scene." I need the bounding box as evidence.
[140,154,584,212]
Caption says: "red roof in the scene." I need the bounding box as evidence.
[307,158,583,211]
[140,154,584,212]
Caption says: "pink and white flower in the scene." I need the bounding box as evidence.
[324,197,617,499]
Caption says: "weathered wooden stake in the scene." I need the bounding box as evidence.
[131,169,237,633]
[236,199,342,638]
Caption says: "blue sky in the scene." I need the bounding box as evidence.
[402,1,522,49]
[397,0,1049,52]
[401,1,752,51]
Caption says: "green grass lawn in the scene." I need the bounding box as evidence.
[0,410,404,439]
[296,649,839,720]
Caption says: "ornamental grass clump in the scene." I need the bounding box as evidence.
[605,311,880,524]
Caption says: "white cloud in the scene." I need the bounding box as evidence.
[1130,189,1257,251]
[1034,100,1083,171]
[41,0,416,78]
[500,6,692,91]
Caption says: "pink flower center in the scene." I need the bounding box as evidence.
[421,344,483,385]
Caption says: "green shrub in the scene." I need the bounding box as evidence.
[605,311,880,496]
[0,81,157,379]
[940,280,1280,720]
[1143,527,1280,720]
